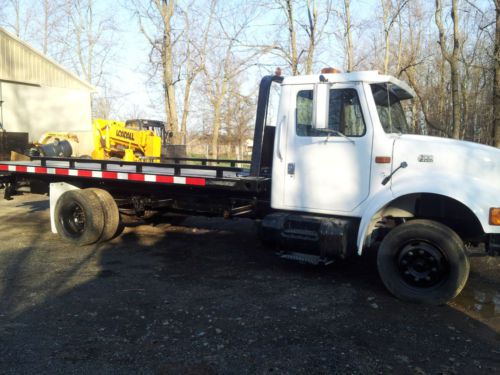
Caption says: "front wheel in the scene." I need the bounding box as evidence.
[377,219,469,305]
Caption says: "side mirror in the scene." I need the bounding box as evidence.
[312,83,329,129]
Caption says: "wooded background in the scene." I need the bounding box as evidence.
[1,0,498,158]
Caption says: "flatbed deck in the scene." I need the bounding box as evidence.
[0,157,271,194]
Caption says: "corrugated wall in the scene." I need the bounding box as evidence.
[0,28,93,91]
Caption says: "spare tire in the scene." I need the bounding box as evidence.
[86,188,120,242]
[54,189,105,246]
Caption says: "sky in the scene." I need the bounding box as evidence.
[0,0,381,123]
[2,0,491,125]
[84,0,375,121]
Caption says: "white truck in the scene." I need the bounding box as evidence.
[1,69,499,305]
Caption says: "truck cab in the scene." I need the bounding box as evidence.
[257,69,500,304]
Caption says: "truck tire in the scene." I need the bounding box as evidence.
[377,219,469,305]
[54,189,105,246]
[86,188,120,242]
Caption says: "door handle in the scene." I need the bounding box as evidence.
[287,163,295,175]
[276,115,286,161]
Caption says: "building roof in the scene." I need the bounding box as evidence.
[0,27,95,91]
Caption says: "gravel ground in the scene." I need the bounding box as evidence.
[0,193,499,374]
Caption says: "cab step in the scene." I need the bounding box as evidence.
[277,251,334,266]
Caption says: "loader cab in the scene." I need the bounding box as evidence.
[125,119,173,146]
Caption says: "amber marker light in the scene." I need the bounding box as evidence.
[321,67,341,74]
[375,156,391,164]
[490,208,500,225]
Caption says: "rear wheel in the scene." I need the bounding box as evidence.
[86,188,120,242]
[377,219,469,304]
[54,189,105,246]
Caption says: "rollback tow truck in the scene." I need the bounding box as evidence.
[1,68,499,304]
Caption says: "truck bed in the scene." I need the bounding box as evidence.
[0,157,270,193]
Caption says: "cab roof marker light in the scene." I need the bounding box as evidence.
[320,67,341,74]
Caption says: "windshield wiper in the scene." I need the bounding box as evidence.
[315,128,355,144]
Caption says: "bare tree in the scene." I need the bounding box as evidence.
[136,0,180,142]
[177,1,215,145]
[7,0,22,36]
[381,0,408,74]
[435,0,461,139]
[135,0,222,145]
[204,40,243,158]
[304,0,318,74]
[0,0,33,38]
[331,0,360,71]
[382,0,391,74]
[156,0,179,142]
[343,0,354,71]
[38,0,65,55]
[494,0,500,147]
[202,1,265,158]
[222,81,255,160]
[280,0,300,75]
[63,0,118,118]
[264,0,330,75]
[65,0,116,85]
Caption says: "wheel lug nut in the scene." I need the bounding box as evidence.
[408,251,414,256]
[419,250,424,255]
[425,276,431,281]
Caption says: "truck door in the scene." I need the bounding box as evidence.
[282,82,373,214]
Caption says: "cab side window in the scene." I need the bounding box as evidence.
[296,90,314,136]
[296,88,366,137]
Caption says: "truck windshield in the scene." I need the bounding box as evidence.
[371,84,409,134]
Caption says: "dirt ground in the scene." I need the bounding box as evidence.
[0,193,499,374]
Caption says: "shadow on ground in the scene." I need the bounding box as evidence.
[0,196,499,374]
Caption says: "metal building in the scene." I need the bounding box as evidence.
[0,27,94,141]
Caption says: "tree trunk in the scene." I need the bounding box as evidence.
[162,36,179,141]
[211,105,222,159]
[285,0,299,75]
[179,79,192,145]
[158,0,179,143]
[210,80,228,159]
[396,1,403,75]
[382,0,390,74]
[411,99,418,133]
[450,0,460,139]
[344,0,353,71]
[305,0,317,74]
[43,0,49,54]
[435,0,461,139]
[494,0,500,147]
